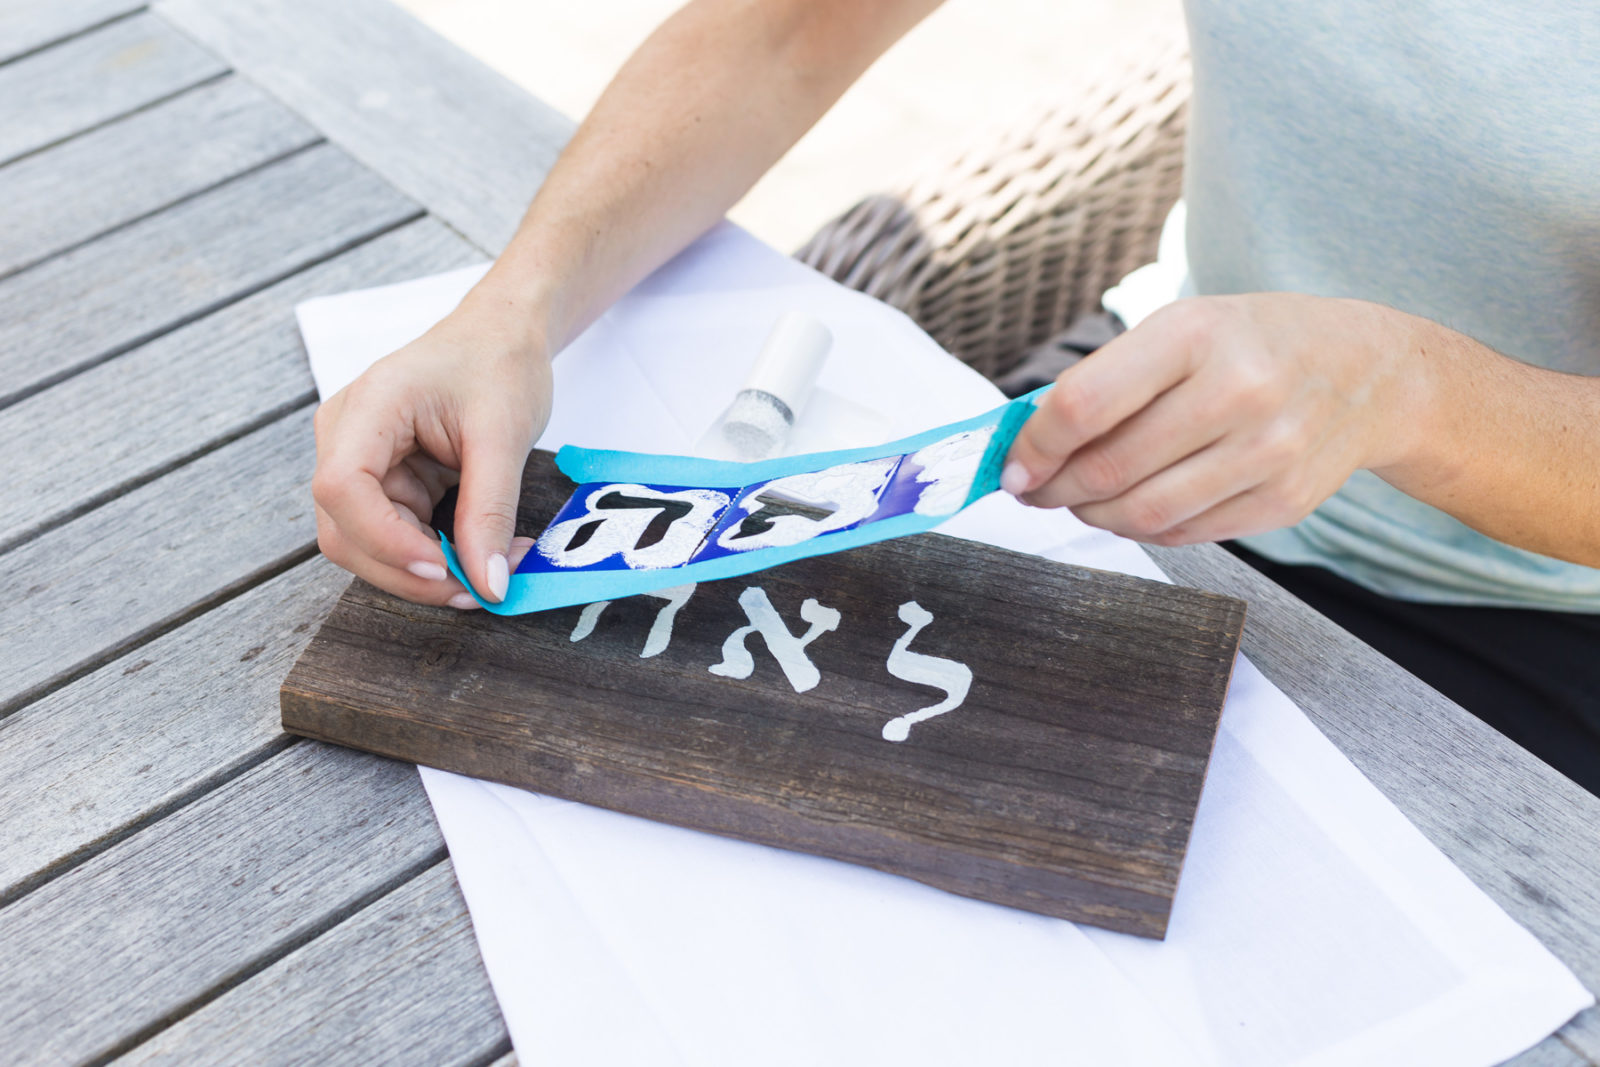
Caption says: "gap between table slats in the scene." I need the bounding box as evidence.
[109,861,512,1067]
[0,0,147,67]
[0,740,447,1065]
[0,13,225,166]
[0,141,423,410]
[0,217,482,554]
[0,74,320,280]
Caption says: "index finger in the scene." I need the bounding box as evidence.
[312,400,446,574]
[1003,315,1196,496]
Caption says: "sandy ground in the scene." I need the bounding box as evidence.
[393,0,1182,253]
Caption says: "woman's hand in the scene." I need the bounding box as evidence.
[1001,293,1435,545]
[312,302,552,607]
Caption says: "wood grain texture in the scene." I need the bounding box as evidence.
[0,217,479,550]
[0,74,319,278]
[0,141,420,407]
[0,13,225,165]
[1145,541,1600,1060]
[115,862,509,1067]
[0,741,443,1067]
[285,452,1245,939]
[0,407,316,714]
[0,557,349,904]
[156,0,575,252]
[0,0,144,64]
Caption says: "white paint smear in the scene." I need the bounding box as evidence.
[716,458,897,552]
[910,428,994,516]
[538,484,729,570]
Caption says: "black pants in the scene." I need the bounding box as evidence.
[1224,543,1600,796]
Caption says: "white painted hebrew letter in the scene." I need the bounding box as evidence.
[709,586,840,693]
[881,601,971,741]
[569,583,696,659]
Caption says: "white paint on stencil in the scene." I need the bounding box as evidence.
[881,601,972,741]
[568,584,697,659]
[909,428,994,516]
[537,484,729,570]
[716,458,897,552]
[709,586,840,693]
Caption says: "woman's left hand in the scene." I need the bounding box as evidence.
[1001,293,1435,545]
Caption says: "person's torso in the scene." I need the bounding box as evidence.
[1181,0,1600,610]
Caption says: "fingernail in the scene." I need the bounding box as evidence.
[407,560,448,582]
[448,592,480,610]
[1000,461,1031,496]
[486,553,509,603]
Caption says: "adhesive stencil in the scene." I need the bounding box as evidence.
[440,389,1044,615]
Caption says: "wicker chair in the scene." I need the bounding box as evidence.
[794,32,1191,383]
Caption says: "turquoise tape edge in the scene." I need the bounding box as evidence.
[962,390,1041,508]
[441,384,1051,616]
[554,398,1017,487]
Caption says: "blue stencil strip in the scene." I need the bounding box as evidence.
[440,388,1051,616]
[442,511,945,615]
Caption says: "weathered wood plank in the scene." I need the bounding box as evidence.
[0,406,316,715]
[0,217,480,551]
[0,0,143,65]
[115,863,509,1067]
[155,0,574,252]
[0,12,225,165]
[285,452,1245,939]
[0,741,444,1066]
[1146,541,1600,1059]
[0,556,349,904]
[0,74,319,278]
[0,141,420,407]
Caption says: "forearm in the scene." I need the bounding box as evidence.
[459,0,940,355]
[1377,314,1600,566]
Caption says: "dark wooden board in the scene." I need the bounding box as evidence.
[283,452,1245,939]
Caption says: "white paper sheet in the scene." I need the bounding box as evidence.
[297,221,1591,1067]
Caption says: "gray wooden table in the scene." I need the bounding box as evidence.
[0,1,1594,1063]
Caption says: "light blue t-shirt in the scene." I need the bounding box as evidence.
[1181,0,1600,611]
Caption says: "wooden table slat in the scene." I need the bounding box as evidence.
[156,0,575,253]
[0,217,479,551]
[0,141,420,408]
[0,0,144,66]
[1,407,317,714]
[1504,1038,1593,1067]
[113,863,509,1067]
[0,556,348,904]
[0,12,226,165]
[0,741,443,1066]
[0,74,320,279]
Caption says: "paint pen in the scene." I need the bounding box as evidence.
[703,312,833,461]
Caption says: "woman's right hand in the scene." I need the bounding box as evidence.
[311,302,553,608]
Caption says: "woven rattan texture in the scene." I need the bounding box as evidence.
[795,34,1191,382]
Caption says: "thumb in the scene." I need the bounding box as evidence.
[454,422,533,603]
